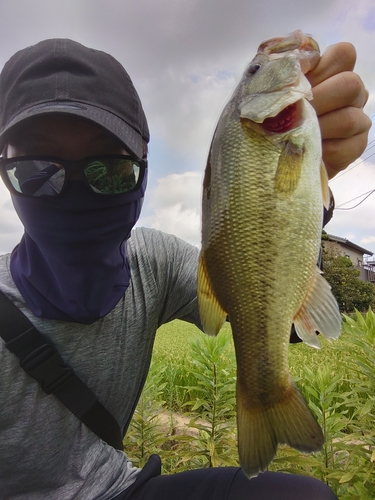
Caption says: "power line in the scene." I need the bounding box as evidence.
[336,189,375,210]
[330,150,375,181]
[323,113,375,207]
[350,150,375,167]
[337,189,375,207]
[329,114,375,182]
[363,141,375,153]
[330,138,375,181]
[334,132,375,209]
[364,138,375,150]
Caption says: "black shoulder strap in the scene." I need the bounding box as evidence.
[0,291,124,451]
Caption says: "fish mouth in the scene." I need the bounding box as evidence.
[258,31,320,74]
[260,101,303,134]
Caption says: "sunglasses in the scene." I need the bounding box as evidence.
[0,154,147,197]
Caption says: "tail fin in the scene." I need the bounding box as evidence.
[237,379,323,478]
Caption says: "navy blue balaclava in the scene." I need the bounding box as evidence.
[0,39,150,323]
[10,174,147,324]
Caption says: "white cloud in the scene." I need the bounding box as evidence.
[0,185,23,254]
[361,236,375,245]
[325,159,375,254]
[0,0,374,256]
[144,68,237,157]
[138,171,202,245]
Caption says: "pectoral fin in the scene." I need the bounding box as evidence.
[293,267,342,348]
[275,140,303,195]
[320,161,330,209]
[197,253,227,336]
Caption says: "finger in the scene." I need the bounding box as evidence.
[306,42,357,87]
[323,132,370,179]
[311,72,368,117]
[318,106,372,140]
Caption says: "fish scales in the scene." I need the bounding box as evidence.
[198,31,342,478]
[205,114,315,395]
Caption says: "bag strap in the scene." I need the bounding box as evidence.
[0,291,124,451]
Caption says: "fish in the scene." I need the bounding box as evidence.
[197,30,342,478]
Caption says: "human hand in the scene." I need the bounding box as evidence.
[306,42,371,179]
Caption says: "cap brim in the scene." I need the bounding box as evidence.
[0,102,145,160]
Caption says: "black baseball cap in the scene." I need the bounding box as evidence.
[0,39,149,159]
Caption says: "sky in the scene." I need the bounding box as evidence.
[0,0,374,258]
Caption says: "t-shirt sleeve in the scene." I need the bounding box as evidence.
[129,227,203,329]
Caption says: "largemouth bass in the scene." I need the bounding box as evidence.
[197,30,342,478]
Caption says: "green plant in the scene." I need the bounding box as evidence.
[269,365,347,479]
[124,311,375,495]
[330,310,375,499]
[85,159,136,194]
[179,330,238,469]
[322,248,375,312]
[271,311,375,499]
[152,321,202,410]
[123,360,168,468]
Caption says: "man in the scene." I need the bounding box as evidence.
[0,39,370,499]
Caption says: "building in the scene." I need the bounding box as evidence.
[323,234,375,283]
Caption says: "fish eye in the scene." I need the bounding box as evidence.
[247,63,261,75]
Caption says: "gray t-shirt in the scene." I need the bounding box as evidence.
[0,227,202,499]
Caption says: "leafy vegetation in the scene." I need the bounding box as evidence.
[84,159,137,194]
[322,246,375,312]
[124,312,375,499]
[180,332,237,468]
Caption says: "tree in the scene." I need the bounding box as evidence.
[322,247,375,313]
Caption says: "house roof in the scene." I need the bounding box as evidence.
[327,234,373,256]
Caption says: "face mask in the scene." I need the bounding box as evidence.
[10,173,147,324]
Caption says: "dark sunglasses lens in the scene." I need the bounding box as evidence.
[5,160,65,196]
[83,158,141,194]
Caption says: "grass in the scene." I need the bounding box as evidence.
[123,311,375,499]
